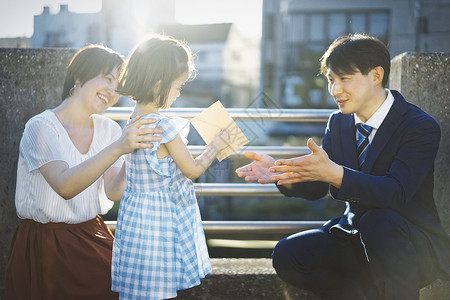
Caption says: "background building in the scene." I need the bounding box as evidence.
[30,0,176,55]
[31,4,104,49]
[261,0,450,111]
[0,37,31,48]
[259,0,450,142]
[159,23,260,109]
[28,1,260,110]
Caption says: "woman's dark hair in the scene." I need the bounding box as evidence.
[117,33,196,108]
[320,33,391,87]
[61,44,124,100]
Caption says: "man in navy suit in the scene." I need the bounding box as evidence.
[236,33,450,299]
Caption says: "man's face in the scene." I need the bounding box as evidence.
[326,68,379,122]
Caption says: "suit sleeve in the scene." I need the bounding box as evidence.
[276,114,334,200]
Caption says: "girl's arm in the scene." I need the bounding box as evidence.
[40,118,161,200]
[166,129,230,180]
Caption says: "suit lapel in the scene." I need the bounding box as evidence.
[362,91,409,172]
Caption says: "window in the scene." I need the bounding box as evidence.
[349,13,366,33]
[309,14,325,42]
[264,15,275,40]
[45,31,70,47]
[287,14,306,43]
[329,13,347,40]
[370,12,389,38]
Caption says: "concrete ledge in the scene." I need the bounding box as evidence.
[177,258,450,300]
[420,279,450,300]
[177,258,319,300]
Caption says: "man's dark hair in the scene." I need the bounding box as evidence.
[320,33,391,87]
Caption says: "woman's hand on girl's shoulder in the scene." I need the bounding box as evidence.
[116,116,163,154]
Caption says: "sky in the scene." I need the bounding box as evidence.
[0,0,262,39]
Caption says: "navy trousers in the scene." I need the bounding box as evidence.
[272,209,437,300]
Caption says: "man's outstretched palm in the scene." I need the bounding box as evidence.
[235,151,278,184]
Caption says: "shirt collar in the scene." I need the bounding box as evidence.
[354,89,394,130]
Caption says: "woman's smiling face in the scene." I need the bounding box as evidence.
[77,68,120,113]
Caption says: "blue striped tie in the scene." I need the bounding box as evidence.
[356,123,373,168]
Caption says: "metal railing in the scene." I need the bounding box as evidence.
[105,220,325,239]
[103,106,335,122]
[104,107,332,244]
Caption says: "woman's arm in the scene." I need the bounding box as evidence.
[39,117,162,200]
[40,142,124,200]
[166,129,230,180]
[103,161,126,201]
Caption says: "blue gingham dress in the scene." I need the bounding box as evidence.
[111,114,211,300]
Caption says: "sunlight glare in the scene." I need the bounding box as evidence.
[131,0,151,31]
[175,0,262,38]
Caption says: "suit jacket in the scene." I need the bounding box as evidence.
[277,90,450,278]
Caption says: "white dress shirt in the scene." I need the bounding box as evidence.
[354,89,395,142]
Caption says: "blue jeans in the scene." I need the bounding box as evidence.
[272,209,436,300]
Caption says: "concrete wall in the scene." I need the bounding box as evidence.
[390,52,450,300]
[0,48,76,299]
[0,49,448,299]
[390,52,449,233]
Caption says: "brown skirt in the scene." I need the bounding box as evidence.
[5,216,119,300]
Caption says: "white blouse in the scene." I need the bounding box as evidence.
[15,110,124,224]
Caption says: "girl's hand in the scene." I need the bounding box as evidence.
[211,129,231,151]
[115,116,163,155]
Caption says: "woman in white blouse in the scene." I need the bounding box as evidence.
[5,44,161,300]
